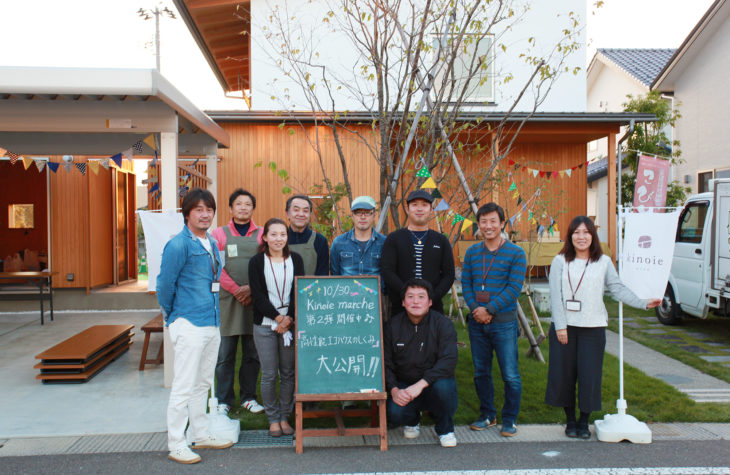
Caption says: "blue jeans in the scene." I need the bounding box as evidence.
[386,378,458,435]
[468,318,521,425]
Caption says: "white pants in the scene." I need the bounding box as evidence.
[167,317,221,451]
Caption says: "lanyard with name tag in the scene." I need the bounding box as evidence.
[566,260,588,311]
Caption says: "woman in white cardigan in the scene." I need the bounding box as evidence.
[545,216,660,439]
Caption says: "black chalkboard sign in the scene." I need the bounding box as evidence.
[294,276,384,395]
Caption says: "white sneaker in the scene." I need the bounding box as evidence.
[217,404,230,416]
[403,424,420,439]
[193,435,234,449]
[439,432,457,447]
[242,399,265,414]
[168,446,201,464]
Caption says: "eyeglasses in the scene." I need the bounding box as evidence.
[353,210,375,216]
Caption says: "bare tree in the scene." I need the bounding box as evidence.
[251,0,582,237]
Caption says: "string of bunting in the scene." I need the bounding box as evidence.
[414,158,569,238]
[0,134,157,176]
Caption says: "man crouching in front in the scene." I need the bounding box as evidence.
[157,188,233,464]
[384,278,459,447]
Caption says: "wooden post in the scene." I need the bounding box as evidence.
[607,132,617,262]
[518,304,545,363]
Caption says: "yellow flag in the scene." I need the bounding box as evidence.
[461,218,473,232]
[143,133,156,151]
[420,177,437,189]
[0,147,6,157]
[22,157,33,169]
[559,170,565,178]
[554,223,559,233]
[88,160,100,175]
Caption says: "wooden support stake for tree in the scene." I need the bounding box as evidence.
[518,303,545,363]
[524,285,546,344]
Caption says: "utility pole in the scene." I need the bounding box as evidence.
[137,4,176,72]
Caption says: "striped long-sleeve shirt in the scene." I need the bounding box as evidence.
[462,240,527,323]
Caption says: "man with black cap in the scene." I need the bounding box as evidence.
[381,189,455,316]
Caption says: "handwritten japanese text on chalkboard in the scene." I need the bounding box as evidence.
[296,276,384,395]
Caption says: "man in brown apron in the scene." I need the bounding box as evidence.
[285,194,329,275]
[212,189,264,415]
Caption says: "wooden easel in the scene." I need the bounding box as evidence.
[294,392,388,453]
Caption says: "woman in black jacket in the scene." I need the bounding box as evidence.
[248,218,304,437]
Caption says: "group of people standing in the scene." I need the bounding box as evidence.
[156,186,660,464]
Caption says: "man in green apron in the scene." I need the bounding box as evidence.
[285,194,329,275]
[212,189,264,415]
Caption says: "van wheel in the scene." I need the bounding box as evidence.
[656,286,682,325]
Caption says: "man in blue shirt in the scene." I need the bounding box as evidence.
[461,202,526,437]
[330,195,386,277]
[157,188,233,464]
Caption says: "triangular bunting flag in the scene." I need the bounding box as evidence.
[88,160,100,175]
[420,177,437,189]
[512,190,519,199]
[508,181,516,192]
[451,214,465,225]
[509,217,515,227]
[578,163,584,169]
[538,171,545,178]
[35,159,46,173]
[565,168,572,177]
[548,225,554,237]
[522,166,527,172]
[461,219,473,233]
[122,148,133,161]
[434,199,450,211]
[529,211,533,220]
[0,147,6,157]
[133,140,144,154]
[538,225,545,237]
[531,169,538,178]
[508,159,515,166]
[75,163,87,175]
[63,161,73,173]
[150,183,160,193]
[547,171,553,179]
[47,162,59,173]
[22,157,33,170]
[110,153,123,168]
[517,196,523,206]
[416,166,431,178]
[143,133,157,151]
[100,159,111,170]
[472,223,478,234]
[151,151,158,167]
[7,151,19,164]
[431,189,442,199]
[554,223,559,233]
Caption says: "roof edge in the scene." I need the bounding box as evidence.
[652,0,726,90]
[172,0,230,93]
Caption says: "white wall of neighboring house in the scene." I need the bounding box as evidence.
[586,59,648,161]
[250,0,586,113]
[669,16,730,194]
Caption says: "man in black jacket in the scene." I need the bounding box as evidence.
[381,190,455,316]
[384,279,458,447]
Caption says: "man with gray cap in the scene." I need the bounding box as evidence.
[381,190,455,316]
[330,195,386,277]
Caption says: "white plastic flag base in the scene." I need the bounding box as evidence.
[185,396,241,446]
[594,400,651,444]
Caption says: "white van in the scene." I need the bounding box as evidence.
[657,178,730,324]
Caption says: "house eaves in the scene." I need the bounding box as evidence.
[653,0,729,92]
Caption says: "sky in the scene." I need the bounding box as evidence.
[0,0,717,112]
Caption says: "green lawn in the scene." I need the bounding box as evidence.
[223,301,730,430]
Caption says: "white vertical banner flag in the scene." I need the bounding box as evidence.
[621,210,681,298]
[138,210,184,292]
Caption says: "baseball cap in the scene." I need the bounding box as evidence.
[406,189,434,204]
[351,195,377,211]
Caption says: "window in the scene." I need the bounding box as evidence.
[433,33,495,103]
[698,171,713,193]
[8,204,34,229]
[676,201,709,244]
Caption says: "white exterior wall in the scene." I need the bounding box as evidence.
[671,17,730,194]
[250,0,585,112]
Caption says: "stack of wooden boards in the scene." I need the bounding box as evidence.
[34,325,134,384]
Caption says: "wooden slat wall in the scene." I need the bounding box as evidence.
[215,123,380,229]
[88,167,113,288]
[48,157,135,288]
[49,158,89,288]
[147,161,208,211]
